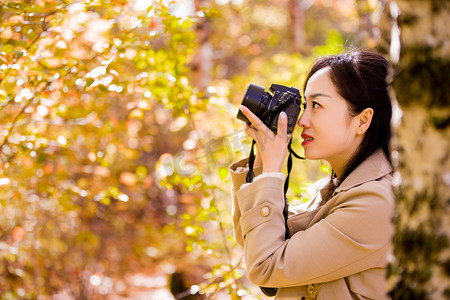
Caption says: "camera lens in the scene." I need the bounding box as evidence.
[237,83,267,124]
[243,83,266,114]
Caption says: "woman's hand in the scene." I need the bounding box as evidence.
[240,105,289,173]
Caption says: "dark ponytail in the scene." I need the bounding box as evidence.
[304,51,392,201]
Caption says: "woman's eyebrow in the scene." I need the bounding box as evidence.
[304,93,331,100]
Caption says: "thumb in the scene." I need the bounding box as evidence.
[277,111,288,139]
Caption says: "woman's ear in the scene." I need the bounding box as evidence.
[356,108,374,135]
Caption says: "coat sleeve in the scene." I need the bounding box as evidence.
[235,176,394,288]
[229,158,263,246]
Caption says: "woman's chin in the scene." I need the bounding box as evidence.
[303,151,321,161]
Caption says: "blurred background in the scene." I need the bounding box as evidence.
[0,0,446,299]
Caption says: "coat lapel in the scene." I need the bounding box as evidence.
[288,149,393,235]
[333,149,393,196]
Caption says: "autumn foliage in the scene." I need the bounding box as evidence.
[0,0,382,298]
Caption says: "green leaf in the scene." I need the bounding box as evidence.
[320,165,331,174]
[100,197,111,205]
[218,167,228,180]
[1,44,14,53]
[136,165,148,178]
[108,186,120,198]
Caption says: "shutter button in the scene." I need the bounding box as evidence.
[260,206,270,217]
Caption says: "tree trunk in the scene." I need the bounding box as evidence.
[356,0,377,46]
[190,0,213,93]
[387,1,450,299]
[288,0,307,54]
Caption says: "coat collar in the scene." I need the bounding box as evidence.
[333,149,393,195]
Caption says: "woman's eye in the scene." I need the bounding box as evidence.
[312,101,320,108]
[302,102,307,110]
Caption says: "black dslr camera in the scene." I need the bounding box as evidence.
[236,83,302,135]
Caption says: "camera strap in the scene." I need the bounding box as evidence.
[284,138,305,203]
[245,139,304,234]
[245,139,257,183]
[245,138,304,298]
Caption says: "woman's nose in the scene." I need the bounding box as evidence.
[297,111,309,128]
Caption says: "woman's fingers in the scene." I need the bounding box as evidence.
[243,123,258,140]
[239,105,269,133]
[240,105,289,145]
[277,111,288,140]
[238,106,289,173]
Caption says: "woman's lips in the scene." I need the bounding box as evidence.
[301,133,314,146]
[301,137,314,146]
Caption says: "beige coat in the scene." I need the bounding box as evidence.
[230,149,394,299]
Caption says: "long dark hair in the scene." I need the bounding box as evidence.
[303,51,392,200]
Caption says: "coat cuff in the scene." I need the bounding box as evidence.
[229,158,263,191]
[240,172,285,190]
[236,176,285,237]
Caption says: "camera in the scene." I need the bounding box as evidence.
[236,83,302,135]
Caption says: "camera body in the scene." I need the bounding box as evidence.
[236,83,302,135]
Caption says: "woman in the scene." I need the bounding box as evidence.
[230,51,394,299]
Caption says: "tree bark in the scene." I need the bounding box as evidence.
[386,1,450,299]
[288,0,307,54]
[190,0,213,93]
[356,0,377,46]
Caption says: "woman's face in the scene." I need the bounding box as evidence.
[297,67,363,176]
